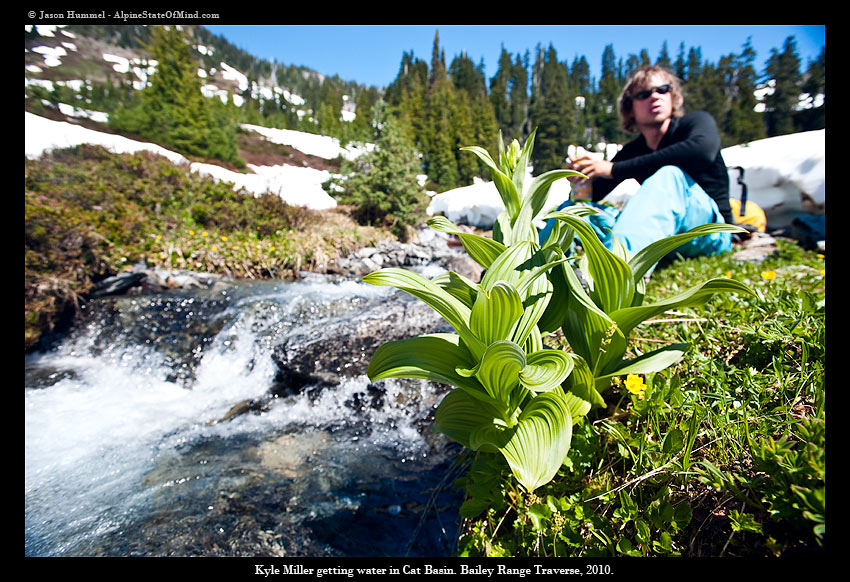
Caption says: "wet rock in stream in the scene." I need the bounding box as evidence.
[270,294,448,395]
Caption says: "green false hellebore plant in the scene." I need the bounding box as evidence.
[537,208,756,410]
[364,130,755,494]
[366,131,584,492]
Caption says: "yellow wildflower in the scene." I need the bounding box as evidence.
[625,374,646,399]
[761,271,776,281]
[202,231,208,237]
[221,236,227,242]
[189,230,195,235]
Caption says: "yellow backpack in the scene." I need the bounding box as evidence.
[729,197,767,232]
[728,166,766,233]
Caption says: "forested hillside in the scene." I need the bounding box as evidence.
[26,25,825,192]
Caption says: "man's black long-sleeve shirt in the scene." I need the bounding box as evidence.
[591,111,733,225]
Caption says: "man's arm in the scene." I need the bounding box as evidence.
[610,112,722,182]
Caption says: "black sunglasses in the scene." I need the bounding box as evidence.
[632,84,671,101]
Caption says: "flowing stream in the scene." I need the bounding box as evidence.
[25,272,466,557]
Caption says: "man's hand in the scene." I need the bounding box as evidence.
[568,156,613,180]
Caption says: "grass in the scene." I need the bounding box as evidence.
[455,239,826,557]
[24,141,827,556]
[24,144,388,351]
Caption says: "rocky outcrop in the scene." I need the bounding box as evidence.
[270,294,449,396]
[329,229,484,282]
[88,263,230,298]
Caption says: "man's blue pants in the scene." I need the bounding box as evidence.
[540,166,732,259]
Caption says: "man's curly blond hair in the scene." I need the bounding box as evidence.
[618,65,685,134]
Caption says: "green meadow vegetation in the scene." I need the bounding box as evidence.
[24,129,825,557]
[365,133,825,558]
[24,144,386,351]
[454,238,825,557]
[25,24,824,558]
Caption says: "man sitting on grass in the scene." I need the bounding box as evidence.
[540,65,733,260]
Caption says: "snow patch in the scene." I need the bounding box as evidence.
[241,124,372,161]
[428,131,825,230]
[24,112,339,210]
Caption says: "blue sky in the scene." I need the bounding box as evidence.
[203,25,825,89]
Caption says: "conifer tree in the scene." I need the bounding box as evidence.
[422,31,461,189]
[656,41,672,69]
[722,39,766,145]
[337,101,427,239]
[597,44,624,143]
[765,36,802,136]
[796,46,825,131]
[451,53,499,180]
[490,47,513,135]
[350,87,379,142]
[109,25,241,165]
[570,55,592,148]
[674,42,687,81]
[509,52,530,142]
[529,45,572,173]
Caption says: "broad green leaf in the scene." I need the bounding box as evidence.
[662,428,685,454]
[629,223,748,281]
[458,340,525,406]
[610,278,756,339]
[427,216,506,269]
[541,204,597,250]
[562,388,592,426]
[469,423,509,454]
[547,209,635,312]
[595,343,689,389]
[536,257,571,334]
[561,262,627,375]
[432,271,479,309]
[460,146,520,216]
[367,333,480,392]
[470,281,523,345]
[369,333,509,416]
[511,128,536,196]
[562,353,605,409]
[434,388,505,450]
[520,349,574,393]
[523,168,584,220]
[363,268,484,359]
[481,241,554,347]
[497,131,508,174]
[499,391,573,492]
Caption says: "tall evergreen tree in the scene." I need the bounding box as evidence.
[656,41,672,69]
[764,36,802,136]
[597,44,624,143]
[490,47,514,134]
[723,39,766,145]
[674,42,687,80]
[425,30,461,189]
[509,52,530,142]
[109,25,241,165]
[796,46,825,131]
[570,55,592,148]
[337,101,427,239]
[529,45,572,173]
[451,52,499,180]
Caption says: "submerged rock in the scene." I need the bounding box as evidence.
[270,294,447,395]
